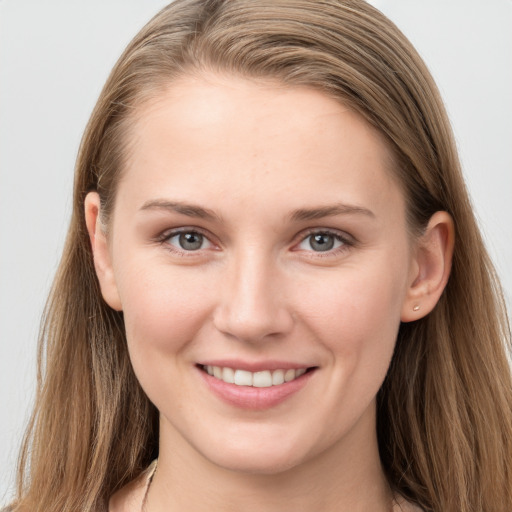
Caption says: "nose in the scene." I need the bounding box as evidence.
[213,250,294,343]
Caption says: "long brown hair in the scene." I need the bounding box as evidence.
[8,1,512,511]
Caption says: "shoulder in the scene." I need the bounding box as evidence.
[108,475,147,512]
[393,495,424,512]
[109,461,157,512]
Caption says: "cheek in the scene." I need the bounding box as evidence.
[297,254,408,379]
[116,265,214,377]
[303,263,405,335]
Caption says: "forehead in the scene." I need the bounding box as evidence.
[130,73,391,156]
[116,73,404,223]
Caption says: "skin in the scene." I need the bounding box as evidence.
[86,74,453,512]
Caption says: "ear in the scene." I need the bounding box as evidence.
[401,211,454,322]
[84,192,122,311]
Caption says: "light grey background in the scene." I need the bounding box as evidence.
[1,0,511,501]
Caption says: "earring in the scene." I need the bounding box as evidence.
[413,305,420,311]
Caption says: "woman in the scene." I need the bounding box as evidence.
[6,1,512,511]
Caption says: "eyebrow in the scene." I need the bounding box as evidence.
[139,199,221,221]
[289,204,375,222]
[140,199,374,223]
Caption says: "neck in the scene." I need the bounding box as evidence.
[147,409,393,512]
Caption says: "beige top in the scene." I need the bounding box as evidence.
[109,460,157,512]
[109,460,423,512]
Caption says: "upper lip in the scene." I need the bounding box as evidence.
[197,359,315,372]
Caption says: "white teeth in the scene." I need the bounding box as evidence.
[272,369,285,385]
[234,369,253,386]
[284,369,296,382]
[222,367,235,384]
[253,371,272,388]
[204,366,308,387]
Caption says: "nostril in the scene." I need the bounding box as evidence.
[213,303,294,343]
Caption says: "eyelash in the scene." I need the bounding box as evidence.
[155,227,215,256]
[293,229,354,257]
[155,227,354,257]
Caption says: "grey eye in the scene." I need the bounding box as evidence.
[168,231,209,251]
[310,234,334,251]
[298,233,344,252]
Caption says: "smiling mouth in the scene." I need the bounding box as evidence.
[200,365,313,387]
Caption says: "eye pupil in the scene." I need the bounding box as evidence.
[310,234,334,251]
[179,232,203,250]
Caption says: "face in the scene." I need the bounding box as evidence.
[92,74,421,475]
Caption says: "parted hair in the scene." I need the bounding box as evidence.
[7,1,512,511]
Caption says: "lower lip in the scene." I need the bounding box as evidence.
[198,367,316,410]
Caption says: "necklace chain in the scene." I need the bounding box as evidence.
[140,459,401,512]
[141,459,158,512]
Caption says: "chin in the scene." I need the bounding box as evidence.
[195,431,314,476]
[208,449,306,476]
